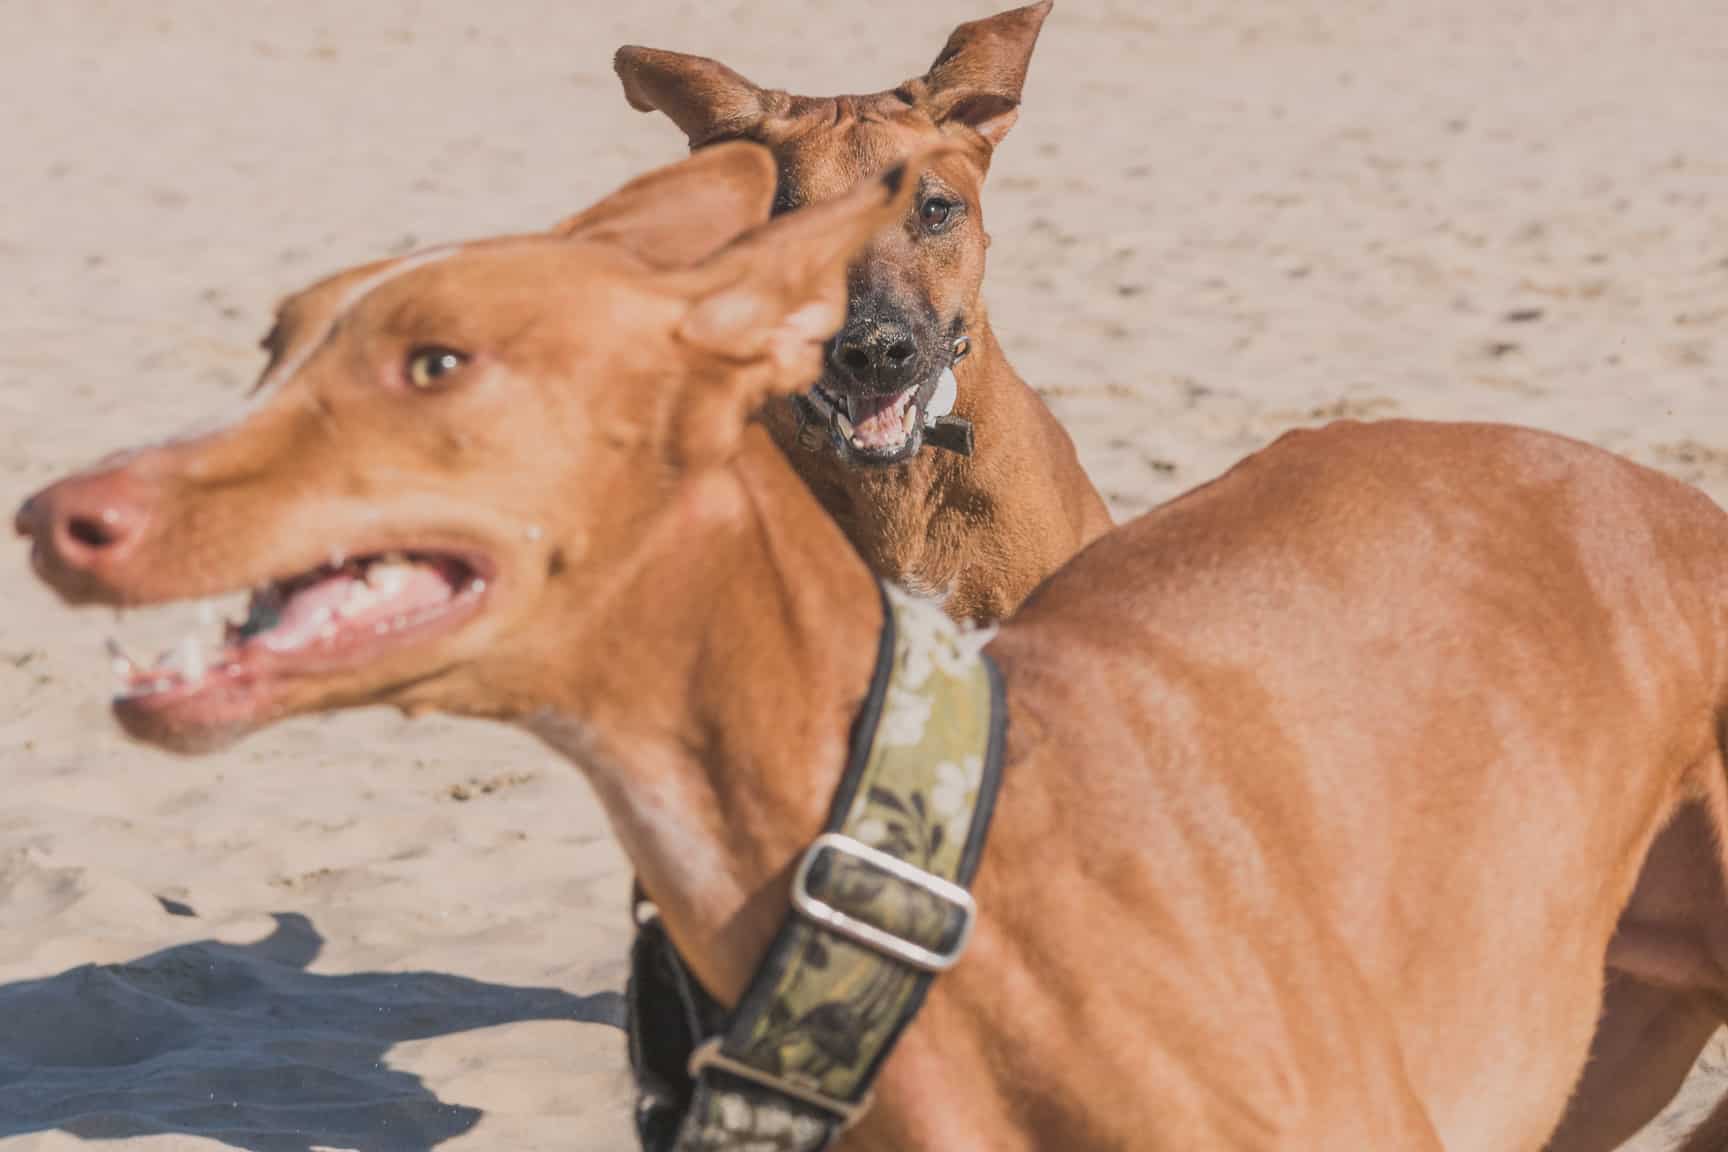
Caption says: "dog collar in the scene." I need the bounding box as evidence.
[625,583,1006,1151]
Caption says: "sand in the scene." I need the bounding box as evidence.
[3,0,1727,1148]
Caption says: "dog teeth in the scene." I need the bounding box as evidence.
[836,413,856,440]
[106,637,141,692]
[179,635,207,685]
[158,632,207,687]
[902,404,919,436]
[106,636,139,673]
[367,562,410,599]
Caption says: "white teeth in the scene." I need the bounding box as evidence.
[902,404,919,436]
[106,636,140,675]
[177,635,207,685]
[197,600,215,627]
[107,637,139,694]
[836,412,855,440]
[368,564,408,599]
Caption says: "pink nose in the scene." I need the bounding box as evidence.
[16,464,156,597]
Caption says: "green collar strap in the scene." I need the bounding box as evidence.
[626,583,1007,1151]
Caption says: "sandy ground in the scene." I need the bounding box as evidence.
[4,0,1728,1148]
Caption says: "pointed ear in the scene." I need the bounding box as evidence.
[920,0,1053,148]
[667,151,942,465]
[614,46,781,147]
[552,141,778,269]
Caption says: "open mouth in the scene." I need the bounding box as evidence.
[109,549,489,742]
[815,381,928,463]
[807,361,964,467]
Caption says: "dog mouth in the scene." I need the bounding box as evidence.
[815,381,930,464]
[108,549,490,745]
[806,363,963,467]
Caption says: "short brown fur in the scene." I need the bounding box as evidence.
[614,2,1111,621]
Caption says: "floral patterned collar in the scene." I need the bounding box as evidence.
[626,583,1007,1152]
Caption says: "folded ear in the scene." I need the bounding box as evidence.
[667,150,943,465]
[920,0,1053,148]
[553,141,778,268]
[614,46,781,147]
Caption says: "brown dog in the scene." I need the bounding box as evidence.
[613,1,1111,621]
[19,143,1728,1149]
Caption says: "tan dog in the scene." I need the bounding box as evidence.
[19,144,1728,1149]
[613,1,1111,621]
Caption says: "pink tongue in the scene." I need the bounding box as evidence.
[268,574,361,650]
[376,566,459,617]
[851,394,907,449]
[265,565,457,651]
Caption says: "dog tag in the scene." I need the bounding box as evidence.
[924,367,959,426]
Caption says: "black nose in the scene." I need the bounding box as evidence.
[832,318,919,388]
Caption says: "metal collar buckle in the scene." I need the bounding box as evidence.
[791,832,979,974]
[687,1038,875,1129]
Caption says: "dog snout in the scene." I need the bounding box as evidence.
[17,466,157,597]
[831,317,921,390]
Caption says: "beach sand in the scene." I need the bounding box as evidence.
[3,1,1727,1147]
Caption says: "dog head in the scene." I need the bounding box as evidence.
[616,1,1053,464]
[16,143,930,752]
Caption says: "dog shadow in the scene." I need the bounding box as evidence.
[0,912,624,1152]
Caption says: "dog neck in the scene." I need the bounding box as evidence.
[527,423,884,1005]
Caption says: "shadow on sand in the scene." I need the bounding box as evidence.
[0,912,624,1151]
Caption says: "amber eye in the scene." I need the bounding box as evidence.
[919,196,957,232]
[406,347,467,390]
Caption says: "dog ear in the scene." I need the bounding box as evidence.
[919,1,1053,147]
[553,141,778,268]
[614,46,780,147]
[665,150,942,466]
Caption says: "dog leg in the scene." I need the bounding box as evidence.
[1545,979,1717,1151]
[1549,793,1728,1151]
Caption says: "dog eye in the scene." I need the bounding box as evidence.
[405,347,468,391]
[919,196,957,232]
